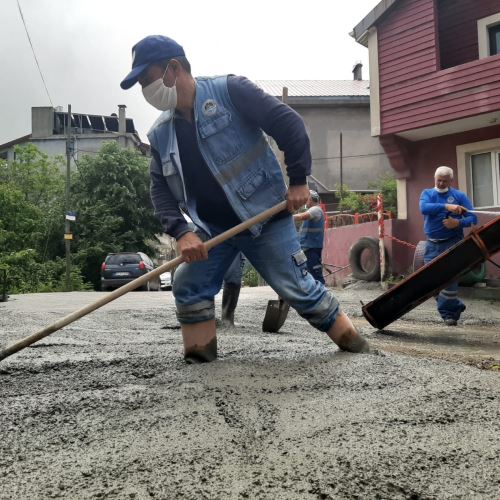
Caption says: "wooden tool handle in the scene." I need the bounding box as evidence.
[0,201,287,362]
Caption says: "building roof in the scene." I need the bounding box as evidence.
[0,134,32,151]
[257,80,370,98]
[351,0,399,46]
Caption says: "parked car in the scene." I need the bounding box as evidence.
[160,271,173,290]
[100,252,160,291]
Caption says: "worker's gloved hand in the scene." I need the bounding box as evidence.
[177,231,208,263]
[443,217,460,229]
[286,184,310,212]
[445,203,465,215]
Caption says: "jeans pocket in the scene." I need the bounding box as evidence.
[291,249,309,288]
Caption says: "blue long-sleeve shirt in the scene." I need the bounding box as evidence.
[419,188,477,240]
[150,75,311,239]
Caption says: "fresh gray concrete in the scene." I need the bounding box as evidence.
[1,287,499,499]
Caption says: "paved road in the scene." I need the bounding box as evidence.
[1,287,499,498]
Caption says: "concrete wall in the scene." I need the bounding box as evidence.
[31,107,54,138]
[322,217,423,286]
[322,218,410,286]
[7,135,139,170]
[296,105,392,191]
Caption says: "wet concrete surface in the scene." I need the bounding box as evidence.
[1,287,499,499]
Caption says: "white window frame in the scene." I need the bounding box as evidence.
[478,12,500,58]
[469,150,500,208]
[456,138,500,209]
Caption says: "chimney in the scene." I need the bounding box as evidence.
[31,107,55,138]
[118,104,126,134]
[352,62,363,81]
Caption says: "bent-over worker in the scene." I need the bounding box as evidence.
[121,35,371,362]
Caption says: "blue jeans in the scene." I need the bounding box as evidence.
[424,236,465,321]
[304,248,325,284]
[173,215,339,331]
[223,252,244,285]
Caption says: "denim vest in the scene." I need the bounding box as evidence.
[299,210,324,249]
[147,75,287,237]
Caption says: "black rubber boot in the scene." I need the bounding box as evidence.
[221,283,241,327]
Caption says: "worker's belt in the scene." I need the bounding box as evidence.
[428,237,453,243]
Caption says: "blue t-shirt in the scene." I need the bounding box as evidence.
[419,188,477,240]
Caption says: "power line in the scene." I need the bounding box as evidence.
[312,152,386,162]
[16,0,54,106]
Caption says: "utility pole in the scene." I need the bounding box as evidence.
[64,104,72,291]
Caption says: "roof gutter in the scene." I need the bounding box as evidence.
[351,0,399,46]
[274,96,370,106]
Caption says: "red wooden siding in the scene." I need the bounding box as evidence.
[378,0,438,89]
[438,0,500,69]
[378,0,500,135]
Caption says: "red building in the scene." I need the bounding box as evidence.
[352,0,500,277]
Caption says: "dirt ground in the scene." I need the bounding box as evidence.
[1,286,499,499]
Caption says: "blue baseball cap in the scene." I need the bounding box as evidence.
[120,35,185,90]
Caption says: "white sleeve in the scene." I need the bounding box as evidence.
[307,206,323,221]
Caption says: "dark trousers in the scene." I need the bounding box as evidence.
[424,236,465,321]
[305,248,325,284]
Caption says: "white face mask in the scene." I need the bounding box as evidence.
[434,186,449,194]
[142,64,177,111]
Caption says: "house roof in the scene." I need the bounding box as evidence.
[257,80,370,97]
[351,0,400,46]
[256,80,370,106]
[0,134,32,151]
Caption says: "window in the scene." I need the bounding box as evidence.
[489,24,500,56]
[478,13,500,58]
[469,151,500,208]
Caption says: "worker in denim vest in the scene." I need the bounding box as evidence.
[121,35,370,363]
[419,166,477,325]
[294,190,325,284]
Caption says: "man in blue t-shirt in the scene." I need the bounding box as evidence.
[419,166,477,325]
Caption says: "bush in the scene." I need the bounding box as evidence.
[337,174,397,216]
[0,250,91,294]
[243,265,260,287]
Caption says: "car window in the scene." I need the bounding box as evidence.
[106,254,141,265]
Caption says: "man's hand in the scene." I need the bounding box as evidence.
[445,204,465,215]
[286,184,309,212]
[443,217,460,229]
[177,232,208,263]
[293,212,310,222]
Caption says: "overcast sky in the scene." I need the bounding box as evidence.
[0,0,378,145]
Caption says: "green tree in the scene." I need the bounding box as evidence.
[0,145,90,293]
[368,174,397,215]
[0,145,65,259]
[338,174,397,216]
[71,142,162,288]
